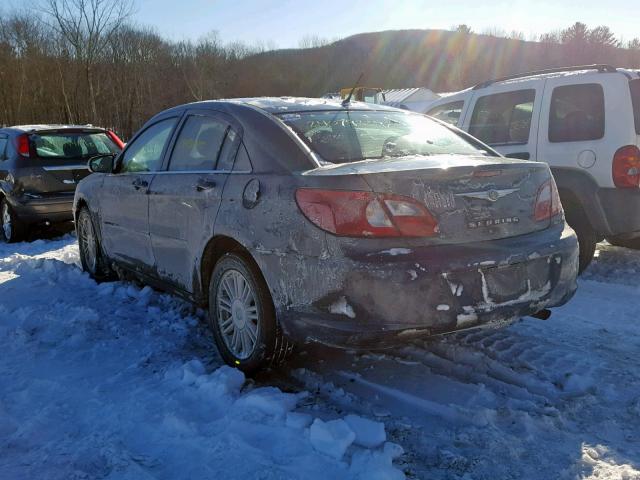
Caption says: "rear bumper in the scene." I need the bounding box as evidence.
[598,187,640,239]
[8,193,74,223]
[257,224,579,348]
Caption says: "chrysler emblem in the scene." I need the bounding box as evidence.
[456,188,519,202]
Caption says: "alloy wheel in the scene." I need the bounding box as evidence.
[1,202,12,241]
[79,211,98,274]
[216,269,260,360]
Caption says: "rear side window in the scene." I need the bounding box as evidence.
[427,101,464,125]
[549,84,605,142]
[31,131,119,159]
[120,118,177,173]
[169,115,228,171]
[630,79,640,135]
[469,90,535,146]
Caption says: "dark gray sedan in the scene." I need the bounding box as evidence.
[74,98,579,372]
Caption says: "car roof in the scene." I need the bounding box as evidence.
[1,124,108,134]
[473,67,640,91]
[175,97,403,115]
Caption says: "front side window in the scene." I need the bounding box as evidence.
[279,110,489,164]
[169,115,228,171]
[549,84,605,142]
[469,90,535,146]
[630,79,640,135]
[0,138,7,160]
[120,118,177,173]
[31,132,119,159]
[427,101,464,125]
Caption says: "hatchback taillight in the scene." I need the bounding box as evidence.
[106,130,125,150]
[295,188,439,237]
[612,145,640,188]
[16,134,30,157]
[534,179,562,221]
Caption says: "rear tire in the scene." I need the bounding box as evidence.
[77,206,114,281]
[0,198,26,243]
[565,207,597,274]
[605,236,640,250]
[208,253,292,374]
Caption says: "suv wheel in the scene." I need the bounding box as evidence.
[77,206,114,281]
[565,207,597,274]
[0,198,25,243]
[208,253,292,373]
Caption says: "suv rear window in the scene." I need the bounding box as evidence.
[631,79,640,135]
[549,84,605,142]
[31,131,119,159]
[469,90,535,146]
[426,101,464,125]
[278,110,490,164]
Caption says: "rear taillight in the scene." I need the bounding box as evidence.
[612,145,640,188]
[534,178,562,221]
[106,130,125,150]
[295,188,439,237]
[16,134,30,157]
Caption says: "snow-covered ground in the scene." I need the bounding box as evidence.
[1,236,639,479]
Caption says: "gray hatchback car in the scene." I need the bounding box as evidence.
[0,125,123,242]
[74,98,579,372]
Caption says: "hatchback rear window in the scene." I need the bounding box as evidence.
[31,132,120,159]
[631,79,640,135]
[278,110,489,164]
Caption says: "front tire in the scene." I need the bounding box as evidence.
[208,253,291,373]
[0,198,26,243]
[77,206,114,281]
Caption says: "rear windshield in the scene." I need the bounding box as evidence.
[631,79,640,135]
[278,110,490,164]
[30,132,120,159]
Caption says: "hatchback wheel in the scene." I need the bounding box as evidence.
[209,253,292,373]
[0,198,25,243]
[77,206,113,281]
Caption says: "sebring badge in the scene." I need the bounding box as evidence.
[468,217,520,229]
[456,188,519,202]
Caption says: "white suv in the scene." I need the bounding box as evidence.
[425,65,640,272]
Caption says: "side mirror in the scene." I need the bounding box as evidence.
[88,154,115,173]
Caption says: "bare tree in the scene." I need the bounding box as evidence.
[40,0,133,122]
[588,25,619,48]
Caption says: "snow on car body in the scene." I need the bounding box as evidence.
[73,97,579,371]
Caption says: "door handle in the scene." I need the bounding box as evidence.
[132,178,149,190]
[195,179,216,192]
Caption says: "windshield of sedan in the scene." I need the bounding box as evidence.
[31,132,120,159]
[278,110,491,164]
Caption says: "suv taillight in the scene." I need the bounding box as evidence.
[612,145,640,188]
[295,188,439,237]
[534,179,563,221]
[16,134,30,157]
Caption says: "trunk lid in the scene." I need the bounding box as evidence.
[307,154,552,244]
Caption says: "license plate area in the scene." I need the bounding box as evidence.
[482,257,552,304]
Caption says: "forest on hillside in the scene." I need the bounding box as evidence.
[1,1,640,139]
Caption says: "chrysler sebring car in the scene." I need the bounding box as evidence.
[74,98,579,372]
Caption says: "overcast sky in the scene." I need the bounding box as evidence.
[129,0,640,47]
